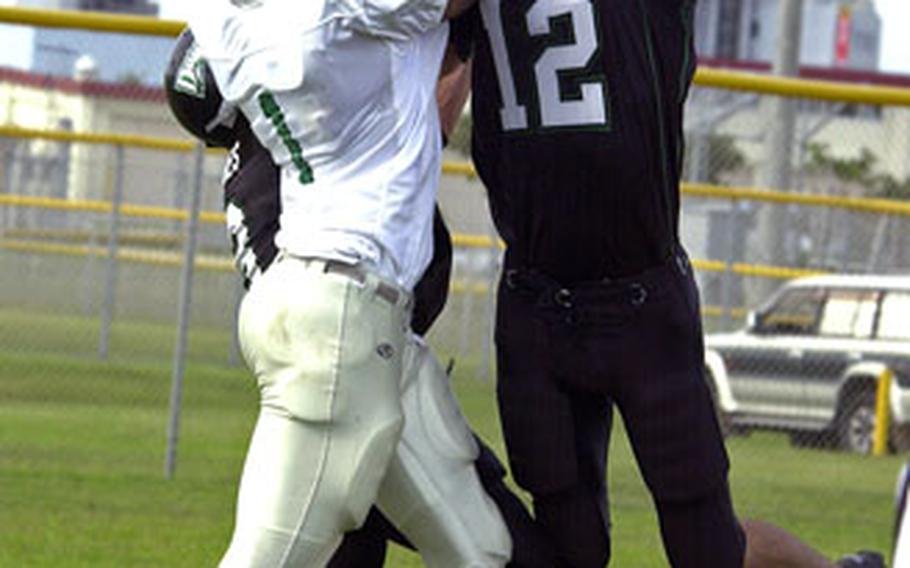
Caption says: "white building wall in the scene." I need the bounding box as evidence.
[704,102,910,187]
[697,0,881,71]
[0,77,216,206]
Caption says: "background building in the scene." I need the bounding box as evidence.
[75,0,156,14]
[9,0,156,14]
[695,0,882,71]
[1,0,167,85]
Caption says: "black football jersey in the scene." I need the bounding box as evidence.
[223,118,282,289]
[460,0,696,282]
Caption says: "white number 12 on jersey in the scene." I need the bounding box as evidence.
[480,0,608,131]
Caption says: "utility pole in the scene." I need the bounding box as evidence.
[754,0,803,296]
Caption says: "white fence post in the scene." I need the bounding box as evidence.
[98,144,125,360]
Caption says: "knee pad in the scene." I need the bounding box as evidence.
[377,336,511,567]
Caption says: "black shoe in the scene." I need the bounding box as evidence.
[837,550,886,568]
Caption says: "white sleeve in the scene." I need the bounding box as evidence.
[187,4,307,102]
[346,0,448,41]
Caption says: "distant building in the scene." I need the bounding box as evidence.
[695,0,881,71]
[0,67,187,202]
[32,28,172,85]
[11,0,157,15]
[2,0,167,85]
[76,0,157,14]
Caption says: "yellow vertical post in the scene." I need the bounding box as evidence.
[872,368,894,457]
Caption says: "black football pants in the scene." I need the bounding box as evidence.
[494,248,745,568]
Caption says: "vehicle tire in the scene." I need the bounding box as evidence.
[837,389,878,454]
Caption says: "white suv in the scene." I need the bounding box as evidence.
[704,274,910,453]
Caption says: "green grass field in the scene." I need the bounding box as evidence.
[0,308,904,567]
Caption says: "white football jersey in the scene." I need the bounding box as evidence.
[188,0,449,290]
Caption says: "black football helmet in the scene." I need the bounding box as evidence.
[164,28,238,148]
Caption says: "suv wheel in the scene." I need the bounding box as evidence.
[838,389,877,454]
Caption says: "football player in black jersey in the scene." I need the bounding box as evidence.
[446,1,886,567]
[165,29,555,568]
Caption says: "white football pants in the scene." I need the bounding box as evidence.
[220,256,510,567]
[377,334,512,567]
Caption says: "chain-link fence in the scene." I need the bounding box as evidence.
[1,6,910,565]
[680,73,910,454]
[2,8,910,453]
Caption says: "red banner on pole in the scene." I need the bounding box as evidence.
[835,6,852,66]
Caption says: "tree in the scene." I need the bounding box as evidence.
[705,134,746,184]
[805,143,877,187]
[873,174,910,200]
[683,133,747,185]
[805,143,910,200]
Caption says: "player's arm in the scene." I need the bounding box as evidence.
[351,0,479,41]
[436,6,477,139]
[443,0,476,20]
[437,47,472,141]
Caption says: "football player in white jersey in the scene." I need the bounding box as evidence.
[181,1,507,566]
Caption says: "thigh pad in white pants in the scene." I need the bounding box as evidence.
[220,258,409,568]
[376,335,512,568]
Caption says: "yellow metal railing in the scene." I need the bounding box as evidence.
[5,125,910,219]
[0,125,194,153]
[695,67,910,107]
[0,194,223,224]
[2,6,910,107]
[685,183,910,217]
[0,6,183,36]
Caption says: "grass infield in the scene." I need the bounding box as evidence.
[0,311,903,566]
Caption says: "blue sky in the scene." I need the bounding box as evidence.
[157,0,910,74]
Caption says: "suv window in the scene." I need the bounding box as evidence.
[878,291,910,340]
[758,288,824,335]
[818,289,878,338]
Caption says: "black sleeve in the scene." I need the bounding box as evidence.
[223,120,281,288]
[448,5,480,63]
[410,206,453,336]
